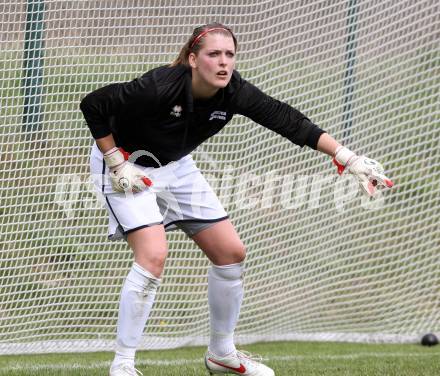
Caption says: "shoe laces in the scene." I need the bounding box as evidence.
[133,368,143,376]
[236,350,263,364]
[118,364,143,376]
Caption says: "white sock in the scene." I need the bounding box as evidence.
[208,263,244,357]
[112,262,160,368]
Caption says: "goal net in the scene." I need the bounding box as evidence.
[1,0,439,354]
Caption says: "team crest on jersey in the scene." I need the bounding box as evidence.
[170,105,182,117]
[209,110,227,121]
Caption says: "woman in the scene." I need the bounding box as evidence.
[80,23,393,376]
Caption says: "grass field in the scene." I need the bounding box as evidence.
[0,341,439,376]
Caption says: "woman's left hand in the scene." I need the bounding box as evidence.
[333,146,394,198]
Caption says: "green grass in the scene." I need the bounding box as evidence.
[0,341,439,376]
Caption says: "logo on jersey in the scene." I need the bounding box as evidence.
[170,105,182,118]
[209,110,227,121]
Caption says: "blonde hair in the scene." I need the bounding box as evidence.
[171,23,237,67]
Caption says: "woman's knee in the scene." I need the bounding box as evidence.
[192,219,247,265]
[221,241,246,265]
[134,248,168,278]
[136,251,167,269]
[228,241,246,264]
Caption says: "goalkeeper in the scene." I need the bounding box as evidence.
[80,23,393,376]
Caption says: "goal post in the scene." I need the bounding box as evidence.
[22,0,45,136]
[1,1,439,354]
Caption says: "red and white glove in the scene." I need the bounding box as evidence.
[333,146,394,198]
[103,147,153,193]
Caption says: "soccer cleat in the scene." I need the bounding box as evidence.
[109,362,143,376]
[205,350,275,375]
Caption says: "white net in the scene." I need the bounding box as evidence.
[1,0,439,354]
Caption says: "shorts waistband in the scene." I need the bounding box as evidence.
[91,143,192,168]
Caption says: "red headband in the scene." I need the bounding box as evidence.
[190,27,231,49]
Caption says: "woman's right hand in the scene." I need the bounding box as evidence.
[103,147,153,193]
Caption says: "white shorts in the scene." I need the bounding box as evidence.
[90,143,228,240]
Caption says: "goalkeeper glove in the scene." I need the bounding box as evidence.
[333,146,394,198]
[103,147,153,193]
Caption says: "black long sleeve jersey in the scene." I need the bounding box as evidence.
[80,64,326,167]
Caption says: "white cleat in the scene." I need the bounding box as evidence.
[109,362,143,376]
[205,350,275,376]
